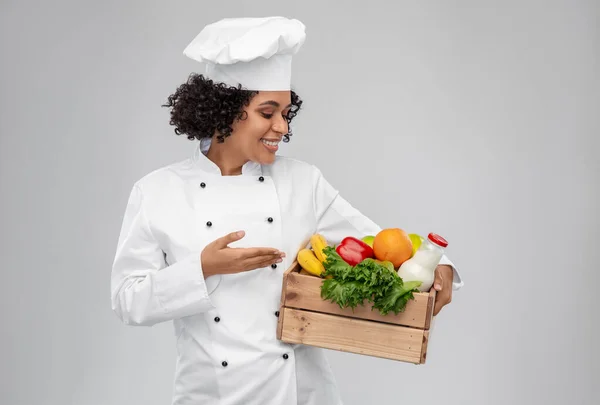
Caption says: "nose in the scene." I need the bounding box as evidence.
[272,115,289,135]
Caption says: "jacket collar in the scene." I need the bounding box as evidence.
[192,137,263,176]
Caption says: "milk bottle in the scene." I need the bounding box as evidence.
[397,233,448,292]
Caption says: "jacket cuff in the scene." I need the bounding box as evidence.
[438,254,464,291]
[154,253,216,317]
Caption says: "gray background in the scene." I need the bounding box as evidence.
[1,1,598,404]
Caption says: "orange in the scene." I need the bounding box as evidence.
[372,228,413,268]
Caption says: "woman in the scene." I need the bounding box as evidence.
[111,16,463,405]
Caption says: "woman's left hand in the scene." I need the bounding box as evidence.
[432,265,454,316]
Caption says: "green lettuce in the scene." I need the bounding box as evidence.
[319,246,422,315]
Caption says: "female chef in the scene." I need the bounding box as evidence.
[111,16,463,405]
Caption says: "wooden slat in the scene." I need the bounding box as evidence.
[424,290,436,330]
[276,261,297,339]
[280,260,296,307]
[284,270,433,329]
[276,302,285,340]
[280,308,425,364]
[420,330,430,364]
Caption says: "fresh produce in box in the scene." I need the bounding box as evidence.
[372,228,413,268]
[361,235,375,247]
[297,248,325,277]
[408,233,424,256]
[320,246,421,315]
[309,234,329,263]
[397,233,449,292]
[295,228,448,315]
[335,236,374,266]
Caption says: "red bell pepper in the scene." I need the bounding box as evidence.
[335,236,374,266]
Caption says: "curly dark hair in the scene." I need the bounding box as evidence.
[162,73,303,144]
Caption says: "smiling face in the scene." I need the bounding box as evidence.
[228,90,292,165]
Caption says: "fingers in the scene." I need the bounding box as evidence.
[433,286,452,316]
[236,247,285,260]
[213,232,285,258]
[242,254,283,271]
[214,230,246,249]
[433,269,443,292]
[432,265,454,315]
[433,298,442,316]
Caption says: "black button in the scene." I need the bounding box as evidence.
[258,176,264,182]
[206,221,212,227]
[267,217,273,223]
[222,361,228,367]
[283,354,289,360]
[214,317,220,322]
[271,263,277,269]
[200,182,206,188]
[275,311,280,317]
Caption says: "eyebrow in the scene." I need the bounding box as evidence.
[257,100,292,108]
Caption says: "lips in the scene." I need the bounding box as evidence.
[261,138,279,152]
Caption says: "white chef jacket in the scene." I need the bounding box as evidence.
[111,138,463,405]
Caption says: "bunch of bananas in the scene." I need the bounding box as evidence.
[297,234,329,277]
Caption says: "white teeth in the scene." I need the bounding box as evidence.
[261,139,279,146]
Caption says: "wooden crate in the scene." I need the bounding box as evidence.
[276,260,436,364]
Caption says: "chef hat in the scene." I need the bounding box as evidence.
[183,16,306,91]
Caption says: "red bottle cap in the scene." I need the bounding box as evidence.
[428,233,448,247]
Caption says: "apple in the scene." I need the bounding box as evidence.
[361,235,375,248]
[408,233,424,256]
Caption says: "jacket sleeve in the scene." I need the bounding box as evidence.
[312,166,464,291]
[111,183,216,326]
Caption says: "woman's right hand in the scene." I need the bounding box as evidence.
[201,230,286,278]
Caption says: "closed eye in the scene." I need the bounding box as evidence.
[261,112,289,119]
